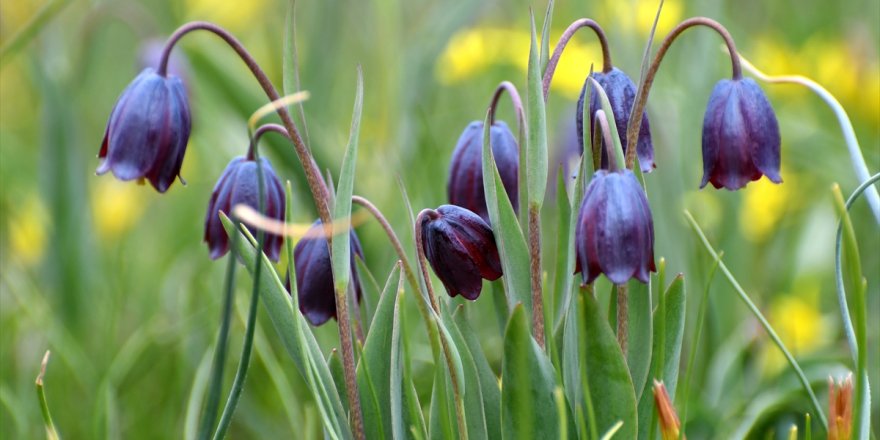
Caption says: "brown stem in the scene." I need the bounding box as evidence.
[414,209,442,313]
[352,196,420,294]
[157,21,332,227]
[487,81,527,221]
[528,205,546,350]
[157,22,361,439]
[542,18,613,101]
[616,284,628,354]
[624,17,743,170]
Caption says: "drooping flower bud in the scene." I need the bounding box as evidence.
[419,205,502,300]
[290,221,364,326]
[701,77,781,190]
[652,380,684,440]
[447,120,519,223]
[828,374,853,440]
[204,156,286,261]
[575,169,656,285]
[576,68,654,173]
[97,68,191,193]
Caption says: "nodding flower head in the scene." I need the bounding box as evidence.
[447,120,519,223]
[701,77,781,190]
[419,205,502,300]
[576,68,654,173]
[575,168,656,285]
[204,156,286,261]
[97,68,191,193]
[290,221,364,327]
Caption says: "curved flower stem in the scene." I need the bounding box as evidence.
[352,196,419,293]
[542,18,613,100]
[246,123,289,160]
[737,54,880,224]
[209,131,270,440]
[414,209,468,439]
[157,21,332,227]
[624,17,742,170]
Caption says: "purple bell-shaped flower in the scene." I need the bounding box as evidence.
[204,156,286,261]
[575,169,656,285]
[291,221,365,326]
[447,120,519,223]
[700,77,781,190]
[97,68,191,193]
[576,68,655,173]
[419,205,502,300]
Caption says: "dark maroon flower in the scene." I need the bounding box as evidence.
[290,221,364,326]
[575,169,655,285]
[204,156,285,261]
[701,78,781,190]
[447,120,519,222]
[419,205,502,300]
[576,67,654,173]
[97,68,191,193]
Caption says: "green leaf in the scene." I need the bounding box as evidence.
[551,168,573,329]
[429,363,457,440]
[636,274,685,440]
[331,66,364,293]
[587,78,625,169]
[355,256,381,328]
[391,287,427,440]
[526,11,548,207]
[538,0,555,72]
[443,308,488,440]
[501,305,559,440]
[356,263,402,439]
[481,112,533,318]
[452,308,502,440]
[282,0,309,144]
[626,280,653,402]
[329,350,349,415]
[220,214,351,439]
[581,291,638,439]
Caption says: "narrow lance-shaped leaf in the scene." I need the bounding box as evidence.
[526,10,548,206]
[481,111,532,316]
[501,305,559,440]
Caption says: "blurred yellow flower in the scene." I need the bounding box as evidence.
[436,27,600,99]
[739,172,797,242]
[184,0,266,33]
[604,0,683,37]
[91,179,148,239]
[764,285,828,372]
[8,195,49,266]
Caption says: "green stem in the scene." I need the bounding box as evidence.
[210,141,269,439]
[684,210,828,430]
[197,221,240,440]
[36,351,60,440]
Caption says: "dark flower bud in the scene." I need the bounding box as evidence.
[97,68,191,193]
[576,67,655,173]
[204,156,286,261]
[575,169,656,285]
[447,120,519,223]
[420,205,502,300]
[290,221,364,326]
[701,77,781,190]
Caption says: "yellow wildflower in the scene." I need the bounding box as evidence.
[739,172,796,242]
[764,285,828,372]
[8,195,48,266]
[91,179,148,239]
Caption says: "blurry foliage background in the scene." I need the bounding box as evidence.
[1,0,878,438]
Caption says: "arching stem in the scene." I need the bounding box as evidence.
[414,209,442,313]
[542,18,613,101]
[624,17,742,170]
[352,196,420,294]
[157,21,332,227]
